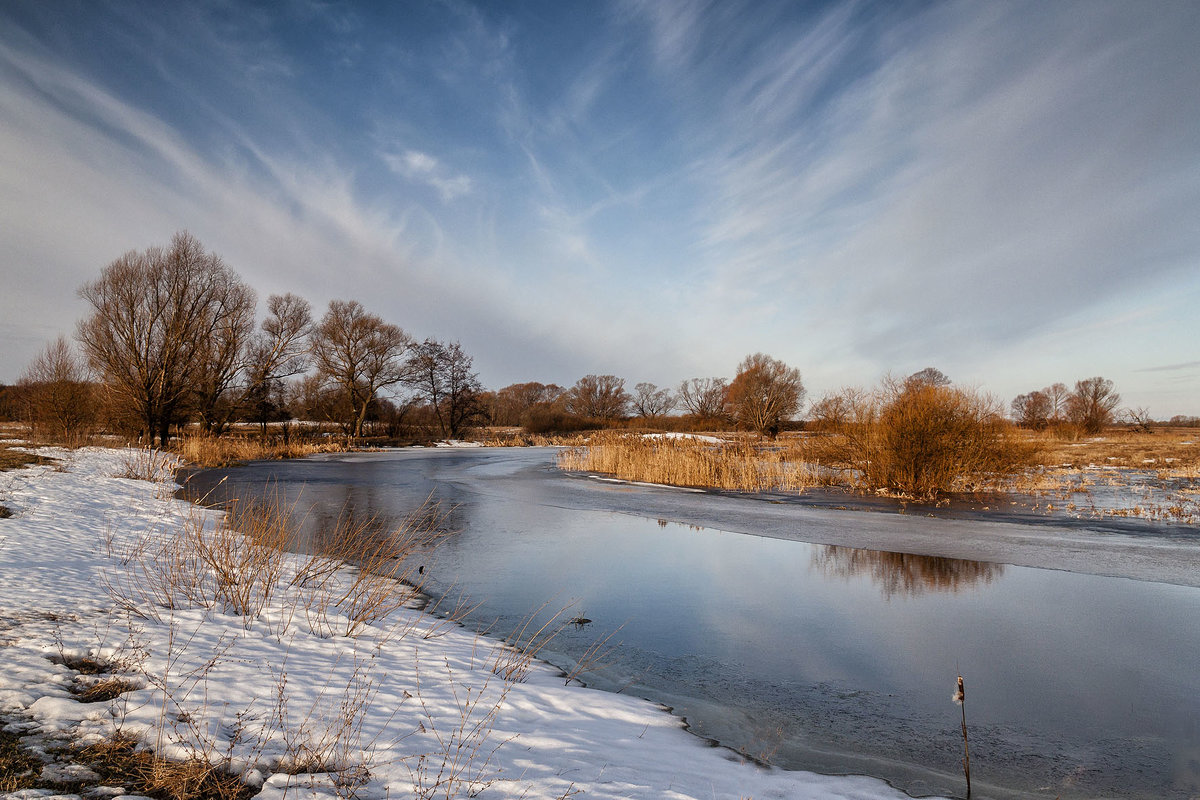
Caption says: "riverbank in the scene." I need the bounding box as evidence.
[179,446,1200,799]
[558,429,1200,529]
[0,446,936,800]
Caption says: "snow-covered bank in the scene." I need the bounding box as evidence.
[0,448,939,800]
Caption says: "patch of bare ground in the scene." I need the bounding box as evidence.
[0,442,57,472]
[0,724,43,793]
[0,719,253,800]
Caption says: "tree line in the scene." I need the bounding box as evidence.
[12,233,487,444]
[6,231,1174,446]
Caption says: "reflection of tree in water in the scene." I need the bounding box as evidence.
[812,546,1003,598]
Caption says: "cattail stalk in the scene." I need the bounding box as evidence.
[953,674,971,798]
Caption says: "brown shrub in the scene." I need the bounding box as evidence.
[810,382,1035,500]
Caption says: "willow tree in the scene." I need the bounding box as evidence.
[310,300,412,438]
[725,353,805,436]
[77,231,252,445]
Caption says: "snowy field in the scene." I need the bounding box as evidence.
[0,447,937,800]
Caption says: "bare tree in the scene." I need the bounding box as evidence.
[243,293,313,432]
[310,300,412,438]
[632,382,676,419]
[77,231,250,445]
[487,382,565,426]
[905,367,951,390]
[18,336,95,443]
[809,388,867,431]
[677,377,728,420]
[725,353,805,437]
[1122,406,1154,433]
[1011,391,1051,429]
[1043,382,1070,423]
[290,373,352,432]
[565,375,630,420]
[406,339,485,439]
[1066,376,1120,434]
[190,277,257,433]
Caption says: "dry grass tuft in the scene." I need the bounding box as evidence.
[0,727,42,793]
[72,675,143,703]
[83,733,255,800]
[118,446,176,482]
[558,432,817,492]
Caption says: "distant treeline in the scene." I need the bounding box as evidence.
[6,231,1190,446]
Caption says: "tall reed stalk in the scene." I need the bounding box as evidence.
[953,674,971,798]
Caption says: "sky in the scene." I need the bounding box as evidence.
[1,0,1198,416]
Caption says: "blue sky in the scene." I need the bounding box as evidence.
[2,0,1198,415]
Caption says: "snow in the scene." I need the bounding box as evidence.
[0,447,934,800]
[641,432,725,444]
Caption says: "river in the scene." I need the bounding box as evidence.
[181,446,1200,800]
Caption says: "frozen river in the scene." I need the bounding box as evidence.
[183,447,1200,799]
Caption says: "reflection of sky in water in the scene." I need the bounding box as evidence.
[183,449,1200,799]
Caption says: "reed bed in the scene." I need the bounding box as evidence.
[174,434,349,468]
[558,432,818,492]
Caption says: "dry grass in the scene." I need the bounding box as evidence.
[0,441,57,472]
[476,428,590,447]
[71,675,143,703]
[118,446,177,483]
[1024,427,1200,471]
[173,434,349,468]
[82,733,255,800]
[0,726,42,793]
[103,490,450,637]
[558,432,817,492]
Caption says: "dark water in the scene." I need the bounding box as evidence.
[181,448,1200,800]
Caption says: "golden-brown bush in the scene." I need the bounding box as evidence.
[810,381,1035,499]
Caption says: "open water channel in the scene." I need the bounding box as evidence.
[182,447,1200,800]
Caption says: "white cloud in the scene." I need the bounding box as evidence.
[382,148,474,202]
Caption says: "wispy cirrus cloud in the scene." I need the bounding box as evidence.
[382,149,474,202]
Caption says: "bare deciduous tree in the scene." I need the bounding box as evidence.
[1044,382,1070,423]
[18,336,95,443]
[565,375,630,420]
[725,353,805,437]
[809,388,867,431]
[1123,406,1153,433]
[632,382,676,419]
[1066,376,1120,434]
[1011,390,1051,429]
[905,366,951,390]
[310,300,412,438]
[677,377,728,420]
[77,231,250,445]
[487,382,565,426]
[191,277,257,433]
[406,339,485,439]
[243,293,313,432]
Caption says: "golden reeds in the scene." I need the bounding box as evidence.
[557,432,817,492]
[173,434,347,468]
